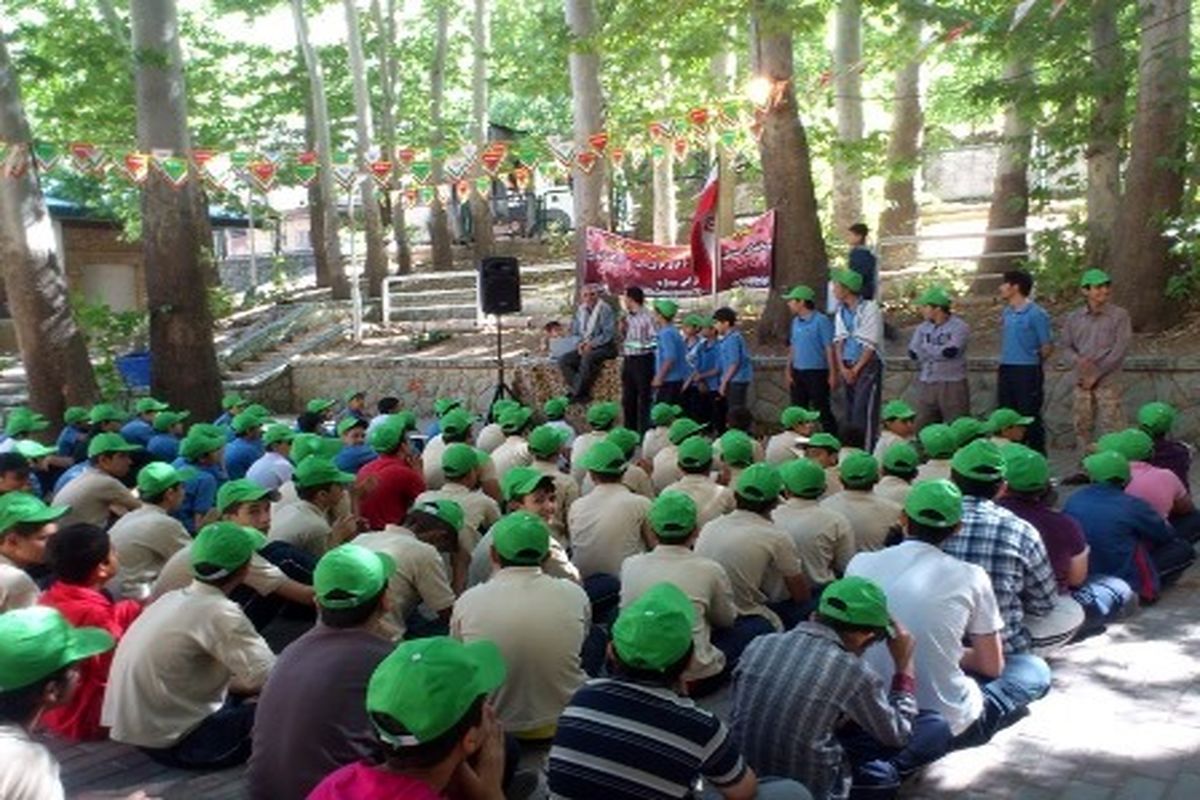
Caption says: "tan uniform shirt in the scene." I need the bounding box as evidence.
[415,482,501,553]
[0,553,38,613]
[580,463,654,499]
[642,426,671,462]
[875,476,912,507]
[567,483,651,577]
[872,430,908,462]
[664,474,735,528]
[102,582,275,748]
[695,509,804,630]
[569,431,607,483]
[652,446,683,493]
[452,567,589,733]
[467,525,580,588]
[276,480,352,520]
[421,434,448,489]
[770,497,856,586]
[620,546,737,681]
[353,526,457,639]
[715,438,764,473]
[269,500,334,557]
[765,432,805,465]
[916,459,952,483]
[489,435,533,481]
[0,725,64,800]
[108,504,193,600]
[476,423,506,453]
[824,466,845,497]
[821,490,902,553]
[54,467,140,528]
[531,460,581,543]
[152,547,285,600]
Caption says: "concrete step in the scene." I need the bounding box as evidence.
[387,262,574,294]
[391,303,480,323]
[388,287,479,307]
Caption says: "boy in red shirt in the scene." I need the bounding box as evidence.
[39,523,142,740]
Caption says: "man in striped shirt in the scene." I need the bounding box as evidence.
[621,287,658,434]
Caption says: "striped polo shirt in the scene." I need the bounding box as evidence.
[624,309,658,356]
[547,678,747,799]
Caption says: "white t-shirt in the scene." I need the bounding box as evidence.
[0,726,63,800]
[847,539,1004,735]
[246,451,294,492]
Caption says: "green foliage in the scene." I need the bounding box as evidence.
[1165,216,1200,302]
[1023,216,1088,300]
[71,297,149,401]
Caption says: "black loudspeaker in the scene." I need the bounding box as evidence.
[479,256,522,315]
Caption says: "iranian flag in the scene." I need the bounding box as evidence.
[691,164,719,291]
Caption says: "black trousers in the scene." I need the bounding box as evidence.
[655,380,683,406]
[997,364,1046,454]
[621,354,655,434]
[790,366,837,435]
[682,385,716,428]
[558,341,617,402]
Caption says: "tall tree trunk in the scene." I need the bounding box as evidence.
[972,56,1034,291]
[1085,0,1126,275]
[0,38,99,416]
[652,52,676,245]
[428,0,454,270]
[750,2,827,343]
[564,0,607,293]
[292,0,349,298]
[711,42,737,237]
[301,48,333,289]
[832,0,863,232]
[344,0,387,299]
[877,16,922,270]
[372,0,412,275]
[131,0,221,418]
[469,0,496,262]
[1112,0,1190,331]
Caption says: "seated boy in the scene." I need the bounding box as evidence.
[772,459,855,589]
[53,433,141,528]
[664,436,735,528]
[915,423,956,483]
[986,407,1033,448]
[569,401,620,483]
[804,432,844,497]
[109,462,194,601]
[0,492,68,612]
[643,402,682,462]
[873,400,917,462]
[766,406,820,465]
[1138,401,1191,491]
[821,451,902,553]
[334,417,377,475]
[877,442,919,506]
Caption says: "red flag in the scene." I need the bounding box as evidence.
[690,164,719,292]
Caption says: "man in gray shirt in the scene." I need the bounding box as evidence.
[559,284,617,402]
[908,286,971,428]
[1060,269,1132,453]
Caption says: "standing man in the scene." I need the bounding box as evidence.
[908,286,970,428]
[1060,269,1132,454]
[832,269,884,451]
[651,299,689,405]
[785,285,837,435]
[997,270,1053,453]
[559,284,617,403]
[621,286,657,435]
[846,222,878,301]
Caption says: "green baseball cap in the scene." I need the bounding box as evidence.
[918,424,957,459]
[489,399,520,422]
[613,582,695,672]
[442,443,488,479]
[668,417,707,446]
[903,479,963,529]
[500,467,553,503]
[586,401,620,430]
[14,440,54,460]
[216,479,277,514]
[543,396,569,420]
[1002,446,1050,493]
[0,492,69,533]
[314,544,396,609]
[134,397,170,414]
[806,432,842,452]
[306,397,336,414]
[439,408,476,439]
[882,442,920,475]
[344,389,367,403]
[1137,402,1176,437]
[819,576,892,633]
[5,409,49,436]
[293,456,355,489]
[882,400,917,421]
[152,410,189,432]
[1116,428,1154,463]
[1084,450,1130,485]
[87,432,141,458]
[189,423,226,439]
[780,458,827,497]
[243,404,273,421]
[64,406,89,426]
[987,407,1034,434]
[412,499,465,534]
[605,427,641,458]
[434,397,463,417]
[648,491,698,540]
[783,284,816,302]
[179,432,226,461]
[498,405,534,434]
[528,424,569,458]
[735,463,783,503]
[263,424,295,447]
[232,410,265,435]
[337,417,368,437]
[652,299,679,320]
[839,450,879,486]
[1080,268,1112,287]
[578,440,627,475]
[951,439,1006,483]
[916,286,951,308]
[390,411,418,435]
[677,436,714,470]
[0,607,115,691]
[367,636,506,745]
[290,433,342,463]
[222,392,248,410]
[1095,431,1126,457]
[681,313,706,328]
[650,403,683,427]
[89,403,126,425]
[136,462,196,497]
[492,510,551,564]
[718,429,755,468]
[780,406,820,428]
[832,268,864,294]
[190,521,266,579]
[950,417,986,447]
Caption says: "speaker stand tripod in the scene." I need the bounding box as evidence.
[489,313,517,410]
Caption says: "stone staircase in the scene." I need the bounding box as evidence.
[383,261,576,328]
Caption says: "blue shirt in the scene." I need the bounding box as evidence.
[838,305,867,364]
[849,246,877,300]
[1063,483,1175,600]
[147,433,181,463]
[171,457,221,533]
[1000,301,1052,366]
[790,313,834,370]
[717,329,752,384]
[697,340,720,391]
[56,425,86,458]
[120,418,155,447]
[213,412,233,427]
[334,444,378,475]
[53,463,87,496]
[225,437,265,480]
[655,325,690,383]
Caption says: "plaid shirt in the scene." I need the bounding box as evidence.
[623,308,657,356]
[942,496,1057,654]
[732,622,916,800]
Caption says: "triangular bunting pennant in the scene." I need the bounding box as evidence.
[331,152,356,191]
[410,160,432,183]
[719,130,737,149]
[474,176,492,196]
[650,143,667,162]
[155,155,190,188]
[587,131,609,153]
[688,107,710,130]
[672,137,689,162]
[546,138,576,168]
[403,187,418,208]
[294,163,318,186]
[69,142,107,174]
[247,160,277,192]
[121,152,150,184]
[648,121,671,142]
[32,142,61,171]
[229,151,254,171]
[191,148,217,175]
[369,160,393,188]
[480,143,507,176]
[419,186,434,206]
[609,147,625,169]
[444,156,471,182]
[575,150,599,175]
[436,184,452,205]
[396,147,416,167]
[296,150,318,166]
